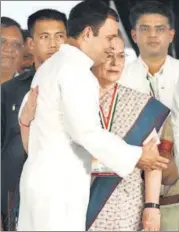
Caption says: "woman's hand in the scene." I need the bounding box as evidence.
[20,86,38,126]
[142,207,160,231]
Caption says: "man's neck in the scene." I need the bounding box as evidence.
[34,58,41,71]
[141,54,167,75]
[67,38,81,50]
[1,70,15,84]
[67,38,93,62]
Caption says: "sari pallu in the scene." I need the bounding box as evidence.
[87,84,170,231]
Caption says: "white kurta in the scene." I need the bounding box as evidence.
[120,55,179,109]
[17,44,142,231]
[172,80,179,173]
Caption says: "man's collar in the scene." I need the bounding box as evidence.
[138,55,169,76]
[15,65,36,81]
[14,72,20,77]
[60,44,94,68]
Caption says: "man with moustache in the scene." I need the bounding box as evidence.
[1,9,67,230]
[1,17,24,84]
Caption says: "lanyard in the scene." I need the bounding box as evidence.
[146,74,156,97]
[99,84,118,132]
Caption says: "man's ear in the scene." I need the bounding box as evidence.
[169,29,175,44]
[131,29,137,44]
[82,26,94,41]
[27,37,34,53]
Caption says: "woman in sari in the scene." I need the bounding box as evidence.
[87,35,161,231]
[18,34,174,231]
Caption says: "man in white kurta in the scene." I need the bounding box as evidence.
[17,43,143,230]
[172,80,179,173]
[119,1,179,230]
[17,2,169,230]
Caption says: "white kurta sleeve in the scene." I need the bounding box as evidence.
[60,67,142,177]
[172,81,179,173]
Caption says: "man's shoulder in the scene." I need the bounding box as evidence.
[2,77,16,90]
[3,67,34,83]
[126,57,141,65]
[123,58,144,72]
[167,55,179,69]
[2,67,35,100]
[167,55,179,63]
[121,58,145,78]
[166,56,179,82]
[15,67,35,82]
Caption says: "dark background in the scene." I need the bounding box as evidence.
[85,0,179,59]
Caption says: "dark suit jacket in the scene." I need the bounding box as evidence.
[1,67,35,215]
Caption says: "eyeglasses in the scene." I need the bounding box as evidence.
[1,37,24,51]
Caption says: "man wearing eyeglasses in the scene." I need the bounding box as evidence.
[1,17,24,84]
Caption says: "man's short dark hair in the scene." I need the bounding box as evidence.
[1,16,22,30]
[22,29,30,41]
[28,9,67,36]
[130,0,175,29]
[68,1,119,38]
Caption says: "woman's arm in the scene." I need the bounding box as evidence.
[142,168,161,231]
[145,169,162,204]
[19,120,30,153]
[19,87,38,153]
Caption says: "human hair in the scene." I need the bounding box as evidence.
[130,0,175,29]
[68,0,119,38]
[118,29,124,41]
[28,9,67,36]
[1,16,22,30]
[22,29,31,41]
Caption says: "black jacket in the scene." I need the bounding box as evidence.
[1,67,35,215]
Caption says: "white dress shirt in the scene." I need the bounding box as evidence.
[120,55,179,109]
[17,44,142,231]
